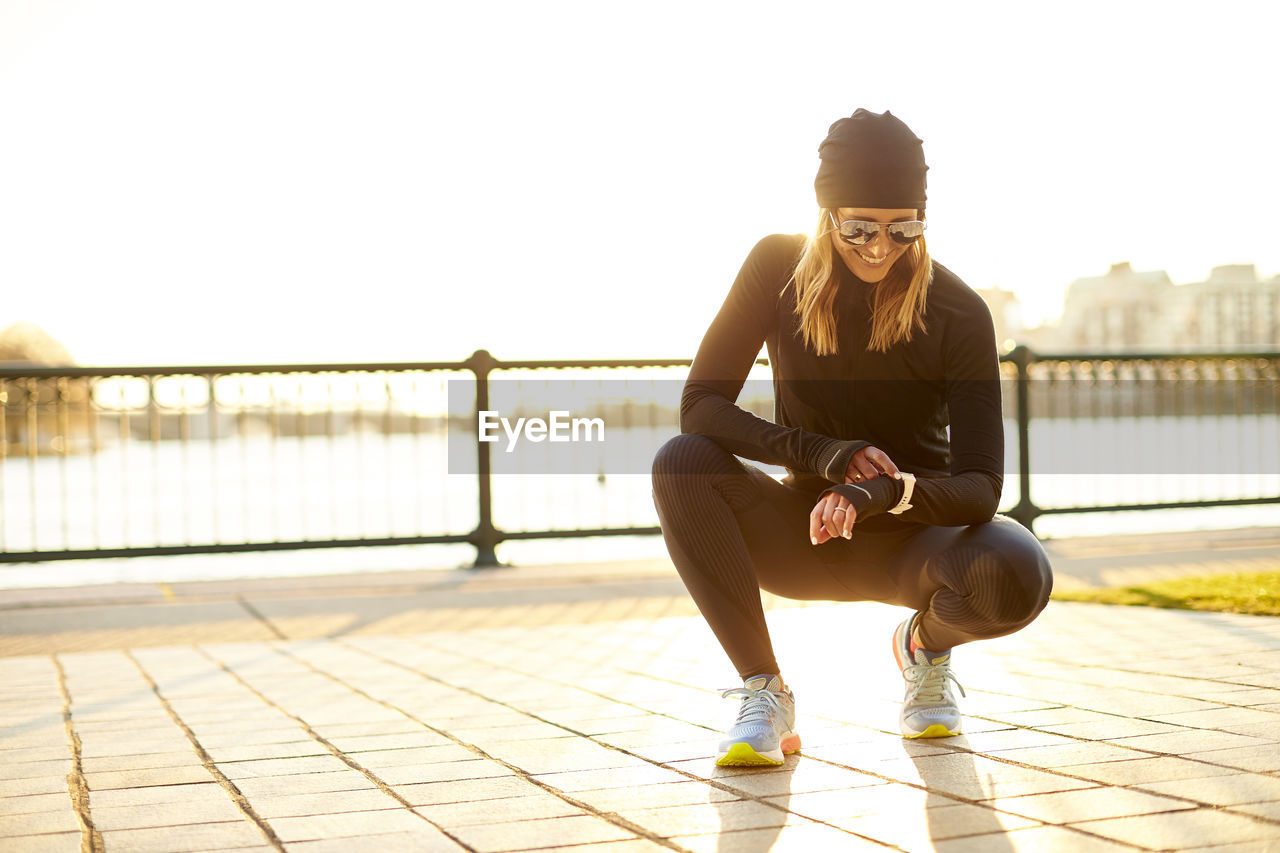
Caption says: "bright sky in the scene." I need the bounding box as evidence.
[1,1,1277,366]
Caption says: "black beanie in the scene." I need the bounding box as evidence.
[814,108,928,216]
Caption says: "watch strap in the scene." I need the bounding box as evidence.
[887,472,915,515]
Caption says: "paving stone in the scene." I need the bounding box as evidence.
[304,720,428,738]
[1184,742,1280,772]
[832,805,1039,848]
[393,776,549,807]
[84,764,217,791]
[1066,755,1241,785]
[571,781,742,811]
[944,728,1081,752]
[985,741,1152,768]
[0,759,71,781]
[98,820,268,853]
[617,799,799,836]
[286,830,467,852]
[350,744,479,769]
[1035,718,1190,740]
[778,782,961,819]
[1146,707,1280,727]
[0,746,73,764]
[72,712,168,726]
[612,740,715,764]
[77,738,194,759]
[217,755,352,780]
[1114,729,1269,755]
[802,737,954,765]
[713,761,886,798]
[415,793,585,827]
[1136,773,1280,806]
[532,841,667,853]
[533,764,688,792]
[323,732,452,752]
[911,803,1042,840]
[229,771,377,798]
[1231,800,1280,822]
[872,753,1094,801]
[0,731,68,750]
[247,788,406,818]
[374,760,516,786]
[1221,721,1280,739]
[1182,842,1280,853]
[203,741,331,763]
[88,797,246,831]
[673,821,885,853]
[978,706,1114,728]
[265,808,427,842]
[0,792,71,817]
[0,808,81,836]
[993,785,1196,823]
[1075,806,1280,847]
[481,740,651,775]
[178,716,297,734]
[929,824,1138,852]
[188,727,313,748]
[446,813,637,852]
[0,832,82,852]
[79,750,203,773]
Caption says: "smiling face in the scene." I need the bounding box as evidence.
[829,207,920,283]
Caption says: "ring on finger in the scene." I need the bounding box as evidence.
[833,507,846,515]
[853,473,863,481]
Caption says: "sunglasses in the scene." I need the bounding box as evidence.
[829,212,926,246]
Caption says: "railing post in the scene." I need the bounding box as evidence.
[467,349,503,568]
[1008,345,1040,533]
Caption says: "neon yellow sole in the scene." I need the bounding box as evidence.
[903,724,960,739]
[716,742,783,766]
[715,736,800,767]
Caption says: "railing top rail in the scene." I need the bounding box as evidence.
[0,361,475,378]
[1004,347,1280,362]
[1,349,1277,379]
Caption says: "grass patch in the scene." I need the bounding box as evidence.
[1053,572,1280,616]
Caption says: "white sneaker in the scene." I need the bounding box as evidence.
[715,675,800,766]
[892,614,965,738]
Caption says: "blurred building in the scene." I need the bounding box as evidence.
[1176,264,1280,349]
[974,285,1023,354]
[1033,262,1279,352]
[0,321,75,365]
[1054,262,1174,351]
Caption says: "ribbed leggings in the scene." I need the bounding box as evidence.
[651,434,1054,679]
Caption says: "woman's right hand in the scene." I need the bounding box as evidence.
[844,445,900,484]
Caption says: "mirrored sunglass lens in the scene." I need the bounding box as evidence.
[888,222,925,244]
[840,222,877,245]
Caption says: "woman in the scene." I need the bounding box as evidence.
[650,109,1053,767]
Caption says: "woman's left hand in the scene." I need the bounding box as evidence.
[810,490,855,544]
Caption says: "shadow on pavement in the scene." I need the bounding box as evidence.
[913,746,1017,851]
[709,756,794,852]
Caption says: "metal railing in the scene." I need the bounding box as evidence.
[2,348,1277,566]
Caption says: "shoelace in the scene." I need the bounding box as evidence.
[902,659,967,705]
[718,685,787,726]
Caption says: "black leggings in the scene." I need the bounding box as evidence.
[651,434,1054,679]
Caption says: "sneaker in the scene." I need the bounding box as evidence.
[892,613,966,738]
[715,675,801,766]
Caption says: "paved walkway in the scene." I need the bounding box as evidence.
[3,528,1280,852]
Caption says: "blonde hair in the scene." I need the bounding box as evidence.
[790,208,933,355]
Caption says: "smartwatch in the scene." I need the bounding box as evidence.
[887,472,916,515]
